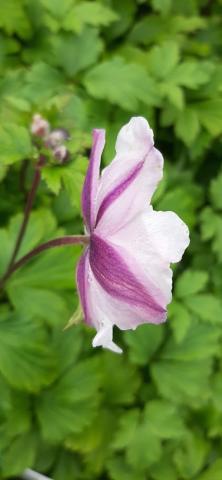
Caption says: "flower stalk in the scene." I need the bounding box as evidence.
[1,235,89,285]
[0,156,45,289]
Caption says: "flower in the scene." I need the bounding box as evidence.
[77,117,189,353]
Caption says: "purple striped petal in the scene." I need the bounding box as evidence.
[95,160,144,227]
[76,249,91,325]
[89,234,166,317]
[81,129,105,232]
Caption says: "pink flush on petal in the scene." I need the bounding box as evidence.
[77,117,190,353]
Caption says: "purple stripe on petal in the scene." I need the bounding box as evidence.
[76,249,91,325]
[89,234,166,316]
[82,129,105,232]
[95,160,144,227]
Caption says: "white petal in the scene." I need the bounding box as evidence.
[95,117,163,236]
[143,209,190,263]
[115,116,154,156]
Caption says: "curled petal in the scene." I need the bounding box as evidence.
[89,233,166,322]
[143,209,190,263]
[95,117,163,236]
[82,129,105,232]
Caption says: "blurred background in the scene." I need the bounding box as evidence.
[0,0,222,479]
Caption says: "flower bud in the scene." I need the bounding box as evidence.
[45,128,69,149]
[31,114,50,138]
[53,145,69,164]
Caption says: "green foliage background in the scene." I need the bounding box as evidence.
[0,0,222,478]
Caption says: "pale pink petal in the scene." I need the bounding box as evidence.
[89,233,166,322]
[82,129,105,232]
[85,259,166,347]
[95,117,163,236]
[76,250,123,351]
[109,207,189,307]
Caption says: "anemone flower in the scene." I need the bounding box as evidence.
[77,117,189,353]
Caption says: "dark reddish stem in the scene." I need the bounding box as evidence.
[0,235,89,286]
[19,159,29,197]
[2,156,45,285]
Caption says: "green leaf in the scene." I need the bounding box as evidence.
[148,41,179,79]
[196,99,222,136]
[212,372,222,412]
[129,15,172,45]
[151,359,212,406]
[145,400,187,439]
[108,455,145,480]
[201,209,222,262]
[157,185,201,228]
[21,62,65,104]
[9,287,69,327]
[41,157,87,209]
[0,209,57,277]
[176,270,209,298]
[169,301,192,343]
[52,450,82,480]
[51,29,103,76]
[129,15,206,46]
[124,324,164,365]
[0,164,8,181]
[200,207,219,241]
[112,410,140,450]
[150,451,178,480]
[0,0,31,38]
[174,431,209,479]
[0,311,55,391]
[101,352,140,405]
[163,83,184,109]
[175,108,200,145]
[0,123,33,165]
[1,209,77,327]
[126,424,161,470]
[40,0,73,19]
[151,0,172,15]
[196,459,222,480]
[2,431,37,477]
[184,294,222,324]
[210,171,222,210]
[66,410,118,475]
[83,57,160,110]
[36,358,100,442]
[3,392,31,437]
[169,61,213,89]
[63,2,118,33]
[113,409,161,470]
[162,323,221,361]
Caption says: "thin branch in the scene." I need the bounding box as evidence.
[0,235,89,286]
[7,156,45,272]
